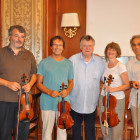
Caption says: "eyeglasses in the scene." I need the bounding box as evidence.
[132,43,140,47]
[52,44,63,47]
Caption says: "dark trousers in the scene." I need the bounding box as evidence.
[70,109,96,140]
[0,101,29,140]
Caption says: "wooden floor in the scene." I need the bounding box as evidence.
[28,127,135,140]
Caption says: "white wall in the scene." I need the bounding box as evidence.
[86,0,140,56]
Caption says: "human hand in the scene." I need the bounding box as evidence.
[132,81,140,89]
[60,89,69,97]
[22,83,31,92]
[50,90,60,98]
[7,81,21,91]
[104,85,114,93]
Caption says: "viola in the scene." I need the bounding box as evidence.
[19,73,34,121]
[101,75,119,134]
[57,82,74,129]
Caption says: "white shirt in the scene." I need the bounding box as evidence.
[126,57,140,108]
[69,53,104,113]
[101,61,127,99]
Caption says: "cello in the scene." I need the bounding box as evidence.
[57,82,74,129]
[101,74,119,135]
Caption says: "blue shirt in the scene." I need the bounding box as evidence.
[69,53,104,113]
[37,56,73,111]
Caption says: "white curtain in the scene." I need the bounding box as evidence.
[2,0,43,64]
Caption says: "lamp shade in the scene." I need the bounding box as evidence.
[61,13,80,27]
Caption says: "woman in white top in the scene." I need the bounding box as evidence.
[99,42,129,140]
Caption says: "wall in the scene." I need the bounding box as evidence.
[43,0,86,59]
[43,0,57,58]
[86,0,139,56]
[0,0,2,48]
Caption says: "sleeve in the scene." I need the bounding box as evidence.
[100,59,105,82]
[126,61,132,81]
[69,55,73,62]
[118,63,127,75]
[30,52,37,75]
[68,60,74,80]
[37,60,44,76]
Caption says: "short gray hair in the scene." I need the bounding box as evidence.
[80,35,95,46]
[8,25,26,36]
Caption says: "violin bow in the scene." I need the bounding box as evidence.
[136,88,139,138]
[16,88,22,140]
[103,77,109,135]
[103,75,114,135]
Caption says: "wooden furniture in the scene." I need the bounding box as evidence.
[124,99,134,140]
[28,86,41,140]
[95,105,102,140]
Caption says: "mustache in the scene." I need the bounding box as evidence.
[16,41,22,44]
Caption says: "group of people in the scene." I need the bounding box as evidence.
[0,25,139,140]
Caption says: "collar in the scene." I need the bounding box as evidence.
[7,45,26,53]
[80,52,95,62]
[134,57,140,63]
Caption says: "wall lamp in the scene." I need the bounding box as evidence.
[61,13,80,38]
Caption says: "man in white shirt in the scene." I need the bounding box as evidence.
[69,35,104,140]
[126,35,140,140]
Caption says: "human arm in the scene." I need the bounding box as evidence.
[22,51,37,92]
[37,74,60,98]
[105,72,130,93]
[60,79,73,97]
[0,78,21,91]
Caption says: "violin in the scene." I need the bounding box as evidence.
[19,73,34,121]
[101,75,119,134]
[57,82,74,129]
